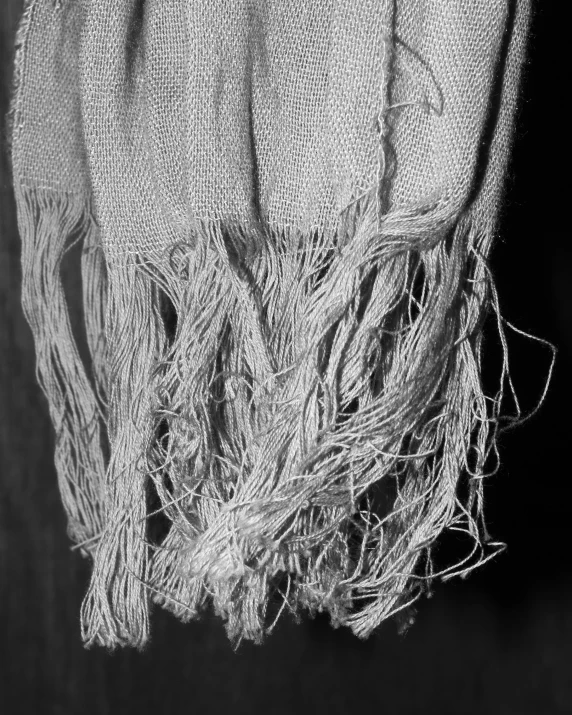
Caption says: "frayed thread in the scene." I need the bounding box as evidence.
[16,183,555,649]
[16,185,107,553]
[74,188,548,647]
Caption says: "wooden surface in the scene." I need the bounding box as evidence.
[1,3,570,713]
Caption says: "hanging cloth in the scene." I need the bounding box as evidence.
[9,0,531,648]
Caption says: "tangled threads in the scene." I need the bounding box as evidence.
[9,0,553,649]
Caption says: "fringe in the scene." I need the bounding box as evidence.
[80,257,165,647]
[15,185,108,553]
[16,181,552,650]
[72,191,512,648]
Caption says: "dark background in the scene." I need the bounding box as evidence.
[1,2,570,713]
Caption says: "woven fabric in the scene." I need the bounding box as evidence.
[10,0,531,648]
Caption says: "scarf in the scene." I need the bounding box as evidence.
[9,0,531,649]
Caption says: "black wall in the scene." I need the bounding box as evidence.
[1,3,570,713]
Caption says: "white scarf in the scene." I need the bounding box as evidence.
[10,0,531,648]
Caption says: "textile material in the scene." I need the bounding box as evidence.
[9,0,531,648]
